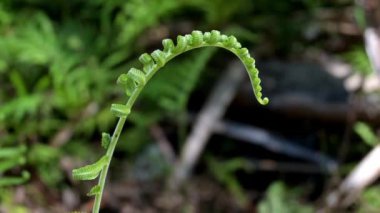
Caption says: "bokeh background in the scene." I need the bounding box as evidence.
[1,0,380,212]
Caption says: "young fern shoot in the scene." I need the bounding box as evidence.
[72,30,269,213]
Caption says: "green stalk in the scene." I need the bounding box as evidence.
[93,89,141,212]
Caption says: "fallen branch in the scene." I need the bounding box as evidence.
[169,60,245,189]
[150,125,176,165]
[325,145,380,209]
[247,159,329,174]
[359,0,380,76]
[213,120,337,173]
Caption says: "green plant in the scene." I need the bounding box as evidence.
[0,145,29,187]
[354,122,379,147]
[72,30,269,212]
[207,156,253,207]
[0,187,28,213]
[258,181,314,213]
[344,46,373,76]
[358,185,380,213]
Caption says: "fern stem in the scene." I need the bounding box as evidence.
[93,89,142,212]
[93,118,125,212]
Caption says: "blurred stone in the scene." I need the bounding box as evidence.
[257,60,348,103]
[62,188,80,210]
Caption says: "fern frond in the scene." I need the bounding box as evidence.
[0,145,29,187]
[0,171,30,187]
[0,145,27,159]
[0,157,26,173]
[116,30,268,105]
[74,30,269,213]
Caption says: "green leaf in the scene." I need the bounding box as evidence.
[360,186,380,212]
[87,185,101,196]
[0,145,27,159]
[354,122,379,147]
[151,50,166,67]
[72,156,109,180]
[0,157,26,173]
[101,133,111,149]
[258,181,314,213]
[110,104,131,118]
[354,6,366,30]
[0,171,30,187]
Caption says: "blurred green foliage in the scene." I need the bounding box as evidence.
[0,0,344,210]
[207,156,253,207]
[0,145,29,187]
[354,122,379,147]
[258,181,314,213]
[0,188,28,213]
[359,185,380,213]
[345,46,374,76]
[354,122,380,213]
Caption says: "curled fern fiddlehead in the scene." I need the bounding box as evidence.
[73,30,269,213]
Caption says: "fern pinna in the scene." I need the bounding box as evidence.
[72,30,269,212]
[0,145,30,187]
